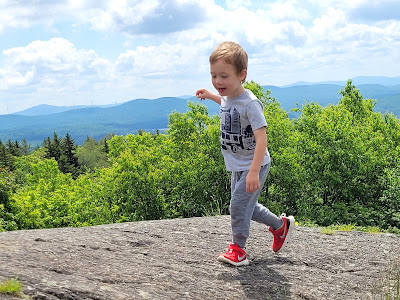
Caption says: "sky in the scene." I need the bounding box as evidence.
[0,0,400,114]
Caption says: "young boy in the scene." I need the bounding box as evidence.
[196,41,294,266]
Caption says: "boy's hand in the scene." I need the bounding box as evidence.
[196,89,222,105]
[246,170,260,193]
[196,89,211,101]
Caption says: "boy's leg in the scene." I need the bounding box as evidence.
[230,163,278,248]
[250,163,283,230]
[250,164,295,253]
[252,203,283,230]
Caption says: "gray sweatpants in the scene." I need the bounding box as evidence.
[230,163,282,248]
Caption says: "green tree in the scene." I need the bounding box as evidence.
[0,141,14,170]
[102,138,109,154]
[43,133,62,161]
[166,102,229,217]
[291,82,400,227]
[20,139,30,156]
[0,168,17,231]
[103,102,230,221]
[9,157,113,229]
[104,132,168,221]
[43,133,81,177]
[59,133,80,177]
[339,79,375,120]
[76,137,110,172]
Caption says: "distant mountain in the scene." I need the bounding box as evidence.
[13,103,123,116]
[264,83,400,118]
[283,76,400,87]
[0,97,220,146]
[1,77,399,147]
[176,95,194,99]
[353,76,400,86]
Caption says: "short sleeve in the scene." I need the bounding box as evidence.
[246,100,267,130]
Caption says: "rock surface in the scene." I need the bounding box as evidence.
[0,215,399,300]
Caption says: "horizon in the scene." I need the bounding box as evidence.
[3,75,398,116]
[1,0,400,114]
[4,74,400,116]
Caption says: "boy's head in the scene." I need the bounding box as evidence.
[209,41,248,83]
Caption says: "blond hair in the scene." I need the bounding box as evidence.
[209,41,248,82]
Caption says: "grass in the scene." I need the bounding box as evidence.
[295,221,389,235]
[320,223,357,234]
[202,197,224,217]
[0,278,29,298]
[320,227,335,235]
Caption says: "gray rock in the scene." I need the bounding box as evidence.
[0,216,399,299]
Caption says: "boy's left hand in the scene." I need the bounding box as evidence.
[246,170,260,193]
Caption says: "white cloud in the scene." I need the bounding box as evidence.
[306,0,363,11]
[0,0,72,32]
[0,67,34,89]
[1,38,112,93]
[115,43,197,75]
[225,0,251,10]
[265,0,312,22]
[88,0,208,35]
[89,0,159,32]
[310,7,346,38]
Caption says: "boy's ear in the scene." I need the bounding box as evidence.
[240,69,247,83]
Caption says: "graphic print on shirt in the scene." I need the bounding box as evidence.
[220,107,256,153]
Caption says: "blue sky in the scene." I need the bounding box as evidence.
[0,0,399,114]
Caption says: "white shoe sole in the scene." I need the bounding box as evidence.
[217,255,249,266]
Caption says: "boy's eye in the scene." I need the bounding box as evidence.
[222,75,228,79]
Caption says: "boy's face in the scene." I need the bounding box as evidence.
[210,59,246,99]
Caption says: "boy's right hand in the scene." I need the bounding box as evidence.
[196,88,210,101]
[196,89,222,105]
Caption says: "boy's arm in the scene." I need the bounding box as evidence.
[246,127,268,193]
[196,89,222,105]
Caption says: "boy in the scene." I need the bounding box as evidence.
[196,41,294,266]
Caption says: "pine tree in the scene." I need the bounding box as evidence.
[0,141,7,168]
[43,133,62,161]
[51,133,62,161]
[102,138,109,154]
[5,140,15,156]
[21,139,30,156]
[14,140,22,157]
[0,141,14,170]
[60,133,80,177]
[43,137,51,152]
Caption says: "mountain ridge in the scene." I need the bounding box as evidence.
[1,78,399,146]
[0,97,221,145]
[283,75,400,87]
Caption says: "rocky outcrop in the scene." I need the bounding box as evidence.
[0,215,399,299]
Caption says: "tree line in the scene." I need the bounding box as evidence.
[0,139,30,170]
[0,80,399,233]
[0,133,112,175]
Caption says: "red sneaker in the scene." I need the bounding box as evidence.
[269,214,295,253]
[217,243,249,266]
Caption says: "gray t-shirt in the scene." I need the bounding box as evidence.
[220,89,271,172]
